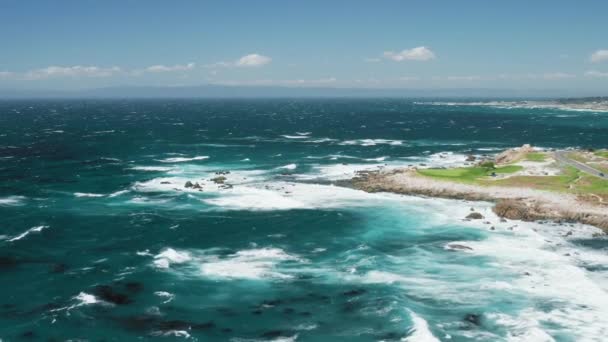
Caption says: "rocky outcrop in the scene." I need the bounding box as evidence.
[494,144,535,165]
[466,212,484,220]
[211,176,227,184]
[349,169,608,232]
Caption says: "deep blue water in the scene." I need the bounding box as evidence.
[1,99,607,341]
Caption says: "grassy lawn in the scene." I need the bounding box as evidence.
[417,165,522,183]
[525,152,547,162]
[594,150,608,159]
[491,166,580,192]
[419,163,608,194]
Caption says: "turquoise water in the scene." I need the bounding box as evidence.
[1,99,608,341]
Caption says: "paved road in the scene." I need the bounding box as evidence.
[554,151,608,179]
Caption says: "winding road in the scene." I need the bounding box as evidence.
[554,151,608,179]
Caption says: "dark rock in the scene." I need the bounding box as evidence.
[20,331,36,339]
[160,181,171,184]
[261,299,283,307]
[94,285,132,305]
[446,243,473,251]
[211,176,227,184]
[0,256,19,270]
[184,181,194,188]
[464,313,482,326]
[192,182,202,190]
[124,282,143,293]
[50,263,67,273]
[261,330,290,339]
[342,289,367,297]
[466,155,476,162]
[466,212,484,220]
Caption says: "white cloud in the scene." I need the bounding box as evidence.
[383,46,436,61]
[542,72,575,80]
[585,70,608,78]
[445,75,483,81]
[235,54,272,67]
[145,63,195,73]
[22,65,121,80]
[205,54,272,69]
[590,50,608,63]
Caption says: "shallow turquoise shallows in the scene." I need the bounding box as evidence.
[1,99,608,341]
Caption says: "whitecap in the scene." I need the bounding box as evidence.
[157,156,209,163]
[74,192,105,198]
[0,195,26,206]
[154,248,192,269]
[8,225,49,242]
[277,163,297,170]
[339,139,403,146]
[130,166,174,172]
[404,310,440,342]
[108,190,129,197]
[200,247,302,280]
[281,135,309,139]
[154,291,175,304]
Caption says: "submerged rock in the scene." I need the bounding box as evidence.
[445,243,473,251]
[211,176,227,184]
[466,212,484,220]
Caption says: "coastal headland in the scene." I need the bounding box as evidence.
[349,145,608,232]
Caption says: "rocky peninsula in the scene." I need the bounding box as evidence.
[349,146,608,232]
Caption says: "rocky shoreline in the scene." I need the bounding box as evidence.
[347,169,608,232]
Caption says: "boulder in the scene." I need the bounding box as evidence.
[184,181,194,188]
[466,155,476,162]
[211,176,227,184]
[466,212,484,220]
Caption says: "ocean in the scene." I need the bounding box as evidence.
[1,99,607,341]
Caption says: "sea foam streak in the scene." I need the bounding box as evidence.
[200,248,302,280]
[0,195,26,206]
[8,225,49,242]
[404,310,440,342]
[157,156,209,163]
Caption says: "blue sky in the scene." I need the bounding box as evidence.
[1,0,607,92]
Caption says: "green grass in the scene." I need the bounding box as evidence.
[417,165,522,183]
[594,150,608,159]
[525,152,546,162]
[492,166,580,192]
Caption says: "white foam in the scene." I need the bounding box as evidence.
[74,192,105,197]
[154,248,192,269]
[74,292,99,305]
[108,190,129,197]
[154,291,175,304]
[0,195,26,206]
[130,166,174,172]
[282,135,309,139]
[8,225,49,242]
[200,248,302,280]
[202,182,399,211]
[277,163,297,170]
[157,156,209,163]
[340,139,403,146]
[403,310,440,342]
